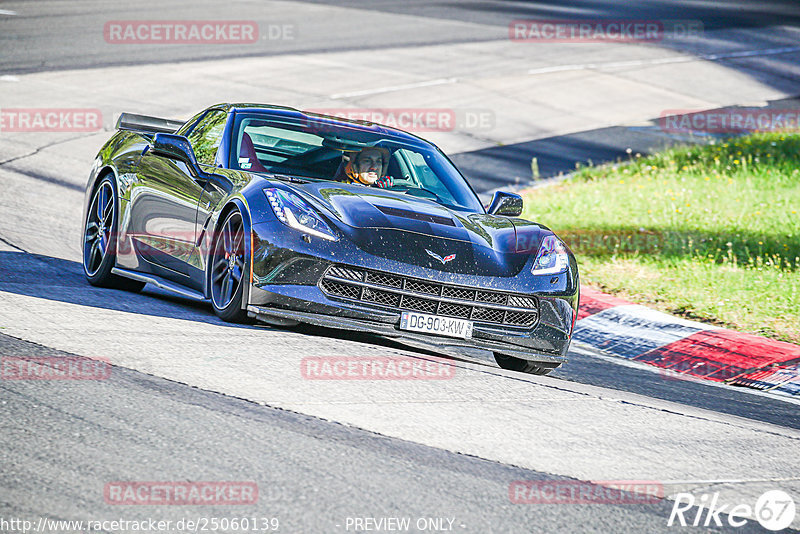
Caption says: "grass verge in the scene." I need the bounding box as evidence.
[520,132,800,344]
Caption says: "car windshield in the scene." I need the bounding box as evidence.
[230,112,484,212]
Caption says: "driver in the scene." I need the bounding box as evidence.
[336,147,394,188]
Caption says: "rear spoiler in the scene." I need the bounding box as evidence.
[116,112,185,135]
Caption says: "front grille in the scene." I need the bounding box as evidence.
[401,295,439,314]
[437,302,472,319]
[442,286,475,300]
[320,264,538,327]
[505,310,535,325]
[365,271,402,288]
[508,295,537,308]
[327,266,364,282]
[472,307,506,323]
[476,291,507,305]
[320,279,361,299]
[362,287,402,307]
[404,279,440,296]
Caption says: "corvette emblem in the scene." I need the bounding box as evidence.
[426,249,456,264]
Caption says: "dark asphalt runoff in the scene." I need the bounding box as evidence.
[2,0,800,74]
[0,332,778,534]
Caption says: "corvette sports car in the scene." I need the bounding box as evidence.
[83,104,579,374]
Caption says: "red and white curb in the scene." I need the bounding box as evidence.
[574,286,800,397]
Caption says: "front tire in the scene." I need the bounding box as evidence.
[210,209,250,323]
[494,352,555,375]
[83,176,145,292]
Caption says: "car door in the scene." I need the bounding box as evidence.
[128,109,228,284]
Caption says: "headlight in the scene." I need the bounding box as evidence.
[531,235,569,274]
[264,188,338,241]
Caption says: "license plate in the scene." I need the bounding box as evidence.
[400,311,473,339]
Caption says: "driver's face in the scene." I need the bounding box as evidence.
[355,150,383,184]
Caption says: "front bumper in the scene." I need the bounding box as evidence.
[247,221,578,365]
[247,304,566,366]
[248,275,573,366]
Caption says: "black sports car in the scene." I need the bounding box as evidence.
[83,104,579,374]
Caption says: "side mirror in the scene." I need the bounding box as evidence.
[151,133,200,175]
[487,191,523,217]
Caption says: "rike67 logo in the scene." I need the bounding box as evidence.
[668,490,796,531]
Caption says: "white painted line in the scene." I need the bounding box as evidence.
[0,9,17,15]
[525,64,590,75]
[334,45,800,98]
[529,56,697,75]
[528,46,800,75]
[0,75,20,82]
[660,476,800,485]
[330,77,458,99]
[331,45,800,98]
[704,45,800,60]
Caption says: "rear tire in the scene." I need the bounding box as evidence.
[494,352,555,375]
[82,176,145,292]
[210,209,250,323]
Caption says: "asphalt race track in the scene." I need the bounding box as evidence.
[1,2,800,533]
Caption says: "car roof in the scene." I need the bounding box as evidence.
[209,103,427,144]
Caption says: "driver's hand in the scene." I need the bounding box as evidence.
[375,175,394,188]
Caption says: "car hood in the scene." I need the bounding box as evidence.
[294,182,548,277]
